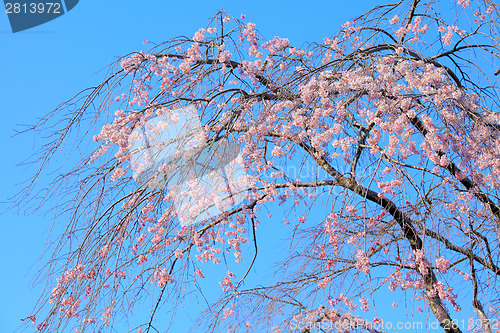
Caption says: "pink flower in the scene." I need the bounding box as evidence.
[435,256,451,273]
[193,28,206,42]
[317,278,330,289]
[390,15,399,25]
[390,179,403,187]
[195,269,204,278]
[137,254,147,265]
[355,250,370,274]
[222,308,234,320]
[346,205,357,216]
[271,145,285,157]
[111,167,126,181]
[174,249,184,259]
[413,250,430,275]
[218,50,232,63]
[359,297,369,312]
[220,273,235,291]
[442,29,454,46]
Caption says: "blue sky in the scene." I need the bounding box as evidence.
[0,1,440,332]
